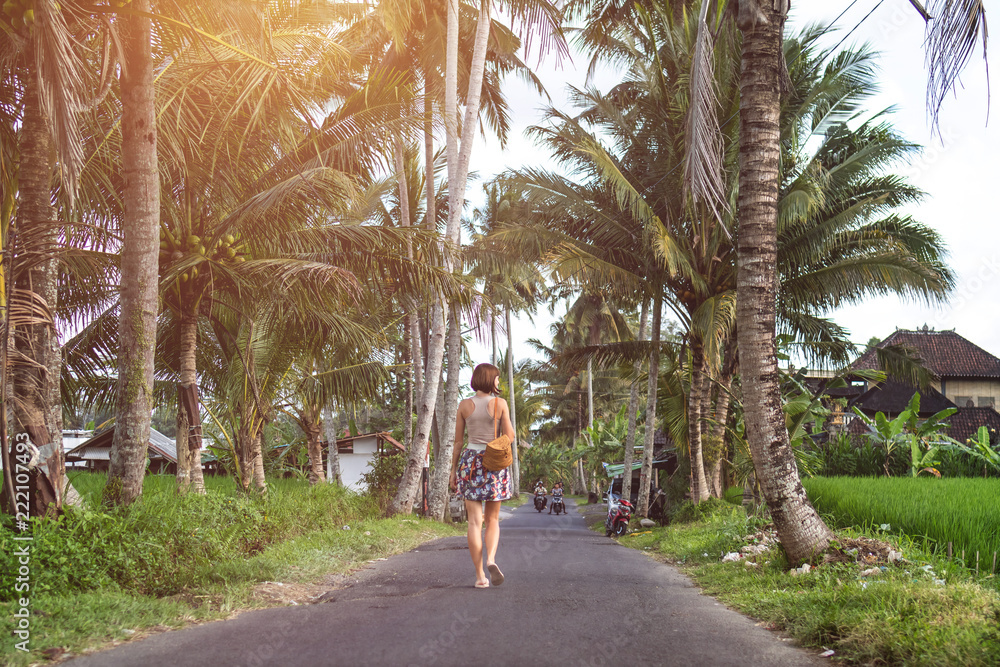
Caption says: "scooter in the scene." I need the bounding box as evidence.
[605,498,633,537]
[533,493,547,512]
[550,495,565,515]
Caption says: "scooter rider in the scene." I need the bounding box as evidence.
[533,480,548,510]
[548,481,564,514]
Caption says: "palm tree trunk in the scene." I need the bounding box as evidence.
[699,360,714,494]
[709,370,734,497]
[175,314,205,493]
[107,0,160,506]
[403,318,414,453]
[587,357,594,430]
[622,298,649,506]
[174,387,190,488]
[11,66,60,514]
[424,89,436,237]
[236,421,251,490]
[304,415,324,485]
[251,429,266,492]
[432,363,445,462]
[42,258,64,504]
[636,292,662,517]
[390,299,445,515]
[491,313,497,366]
[396,135,418,456]
[393,0,490,515]
[428,307,461,520]
[446,0,491,246]
[322,404,343,485]
[737,0,832,564]
[688,347,710,503]
[506,308,520,497]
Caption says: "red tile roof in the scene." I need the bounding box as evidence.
[853,329,1000,378]
[945,407,1000,444]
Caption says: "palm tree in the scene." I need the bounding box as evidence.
[121,1,427,494]
[106,0,161,506]
[464,182,547,500]
[0,0,105,512]
[390,0,566,516]
[679,0,988,562]
[726,2,835,561]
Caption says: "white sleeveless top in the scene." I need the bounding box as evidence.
[465,395,500,452]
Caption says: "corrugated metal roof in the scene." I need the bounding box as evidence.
[602,456,674,478]
[149,428,177,461]
[66,427,177,463]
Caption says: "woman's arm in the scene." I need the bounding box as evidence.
[450,402,468,473]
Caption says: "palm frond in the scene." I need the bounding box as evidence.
[923,0,988,136]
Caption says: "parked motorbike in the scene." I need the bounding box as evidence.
[605,498,633,537]
[550,496,565,515]
[533,493,547,512]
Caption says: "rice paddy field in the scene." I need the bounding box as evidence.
[803,476,1000,575]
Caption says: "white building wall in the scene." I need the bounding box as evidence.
[339,453,377,492]
[351,436,378,455]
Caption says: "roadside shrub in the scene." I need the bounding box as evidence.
[359,451,406,515]
[0,473,376,600]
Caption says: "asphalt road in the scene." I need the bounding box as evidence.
[66,499,826,667]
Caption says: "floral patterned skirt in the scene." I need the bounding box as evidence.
[456,448,511,502]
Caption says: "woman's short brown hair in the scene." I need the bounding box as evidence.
[470,363,501,394]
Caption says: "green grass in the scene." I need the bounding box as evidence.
[0,472,462,666]
[613,500,1000,666]
[502,493,529,508]
[803,476,1000,570]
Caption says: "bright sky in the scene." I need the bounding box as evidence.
[464,1,999,372]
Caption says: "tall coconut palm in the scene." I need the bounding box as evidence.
[682,0,988,562]
[464,182,547,499]
[511,1,955,516]
[390,0,566,516]
[726,1,835,561]
[0,0,103,512]
[104,0,163,506]
[129,1,416,493]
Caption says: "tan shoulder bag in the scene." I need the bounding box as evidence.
[482,398,513,472]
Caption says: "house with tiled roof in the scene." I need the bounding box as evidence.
[852,327,1000,409]
[843,326,1000,443]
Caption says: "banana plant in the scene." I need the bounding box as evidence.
[852,392,955,477]
[947,425,1000,474]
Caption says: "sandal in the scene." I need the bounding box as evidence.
[474,580,490,589]
[487,563,504,587]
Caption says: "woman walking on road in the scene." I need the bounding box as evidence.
[449,363,514,588]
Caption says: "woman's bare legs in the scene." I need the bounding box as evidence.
[483,501,501,568]
[465,500,488,586]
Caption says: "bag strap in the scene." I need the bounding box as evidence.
[491,398,499,440]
